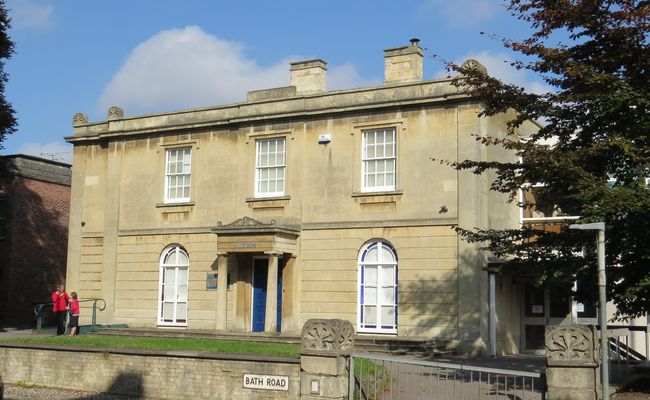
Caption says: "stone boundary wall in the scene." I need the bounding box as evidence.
[0,344,300,400]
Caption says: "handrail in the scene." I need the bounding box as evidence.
[80,298,106,332]
[33,298,106,332]
[33,302,53,331]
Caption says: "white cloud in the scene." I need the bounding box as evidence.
[7,0,53,29]
[438,51,552,95]
[99,26,375,116]
[99,26,288,115]
[328,63,380,90]
[419,0,500,26]
[18,141,71,164]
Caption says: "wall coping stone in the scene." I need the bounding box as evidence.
[0,342,300,364]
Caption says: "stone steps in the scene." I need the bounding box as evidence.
[354,335,454,357]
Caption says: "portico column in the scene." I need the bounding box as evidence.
[264,251,280,332]
[216,252,228,331]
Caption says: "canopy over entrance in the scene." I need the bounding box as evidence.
[212,216,300,254]
[211,217,300,333]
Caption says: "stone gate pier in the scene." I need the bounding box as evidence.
[300,319,354,399]
[546,325,601,400]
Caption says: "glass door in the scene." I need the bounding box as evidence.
[523,283,572,350]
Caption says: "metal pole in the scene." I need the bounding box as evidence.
[489,272,497,357]
[646,315,650,365]
[92,299,98,331]
[597,228,609,400]
[348,354,354,400]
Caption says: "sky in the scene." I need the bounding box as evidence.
[1,0,546,164]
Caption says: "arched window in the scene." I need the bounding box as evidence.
[158,246,189,326]
[358,240,398,333]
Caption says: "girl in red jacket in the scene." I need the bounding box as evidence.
[68,292,80,336]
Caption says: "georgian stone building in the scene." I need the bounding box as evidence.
[65,41,541,354]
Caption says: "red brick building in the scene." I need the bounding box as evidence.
[0,154,71,328]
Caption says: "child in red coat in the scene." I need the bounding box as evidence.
[68,292,80,336]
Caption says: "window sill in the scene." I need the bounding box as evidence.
[351,190,402,205]
[246,195,290,210]
[155,202,195,209]
[356,328,398,335]
[246,195,291,203]
[352,190,402,198]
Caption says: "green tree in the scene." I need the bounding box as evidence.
[448,0,649,319]
[0,0,17,177]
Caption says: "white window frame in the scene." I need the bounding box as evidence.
[357,240,398,334]
[164,147,192,203]
[519,182,580,226]
[157,246,190,327]
[255,137,286,198]
[361,128,397,192]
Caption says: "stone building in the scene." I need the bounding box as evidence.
[65,41,541,355]
[0,154,71,327]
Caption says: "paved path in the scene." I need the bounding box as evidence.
[0,328,36,338]
[355,353,545,400]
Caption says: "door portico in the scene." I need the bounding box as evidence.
[212,217,299,333]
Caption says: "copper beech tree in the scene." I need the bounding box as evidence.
[446,0,649,319]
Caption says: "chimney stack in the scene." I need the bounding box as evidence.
[383,38,423,84]
[290,59,327,94]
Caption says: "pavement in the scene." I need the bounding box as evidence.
[0,327,37,338]
[3,385,146,400]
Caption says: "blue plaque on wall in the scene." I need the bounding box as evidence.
[206,272,218,290]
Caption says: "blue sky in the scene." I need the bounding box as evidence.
[2,0,544,163]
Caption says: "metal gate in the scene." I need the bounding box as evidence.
[349,353,545,400]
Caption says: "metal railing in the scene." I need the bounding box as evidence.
[605,325,649,361]
[33,298,106,333]
[349,353,545,400]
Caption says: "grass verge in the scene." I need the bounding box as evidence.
[0,336,300,358]
[354,358,392,400]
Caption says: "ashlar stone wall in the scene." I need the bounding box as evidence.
[0,344,300,400]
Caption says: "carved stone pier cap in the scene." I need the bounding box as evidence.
[546,325,599,367]
[72,113,88,127]
[461,59,488,75]
[107,106,124,120]
[301,319,355,356]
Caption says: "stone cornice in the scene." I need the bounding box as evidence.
[65,78,472,144]
[111,217,458,237]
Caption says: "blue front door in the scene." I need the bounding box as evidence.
[252,259,267,332]
[252,258,283,333]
